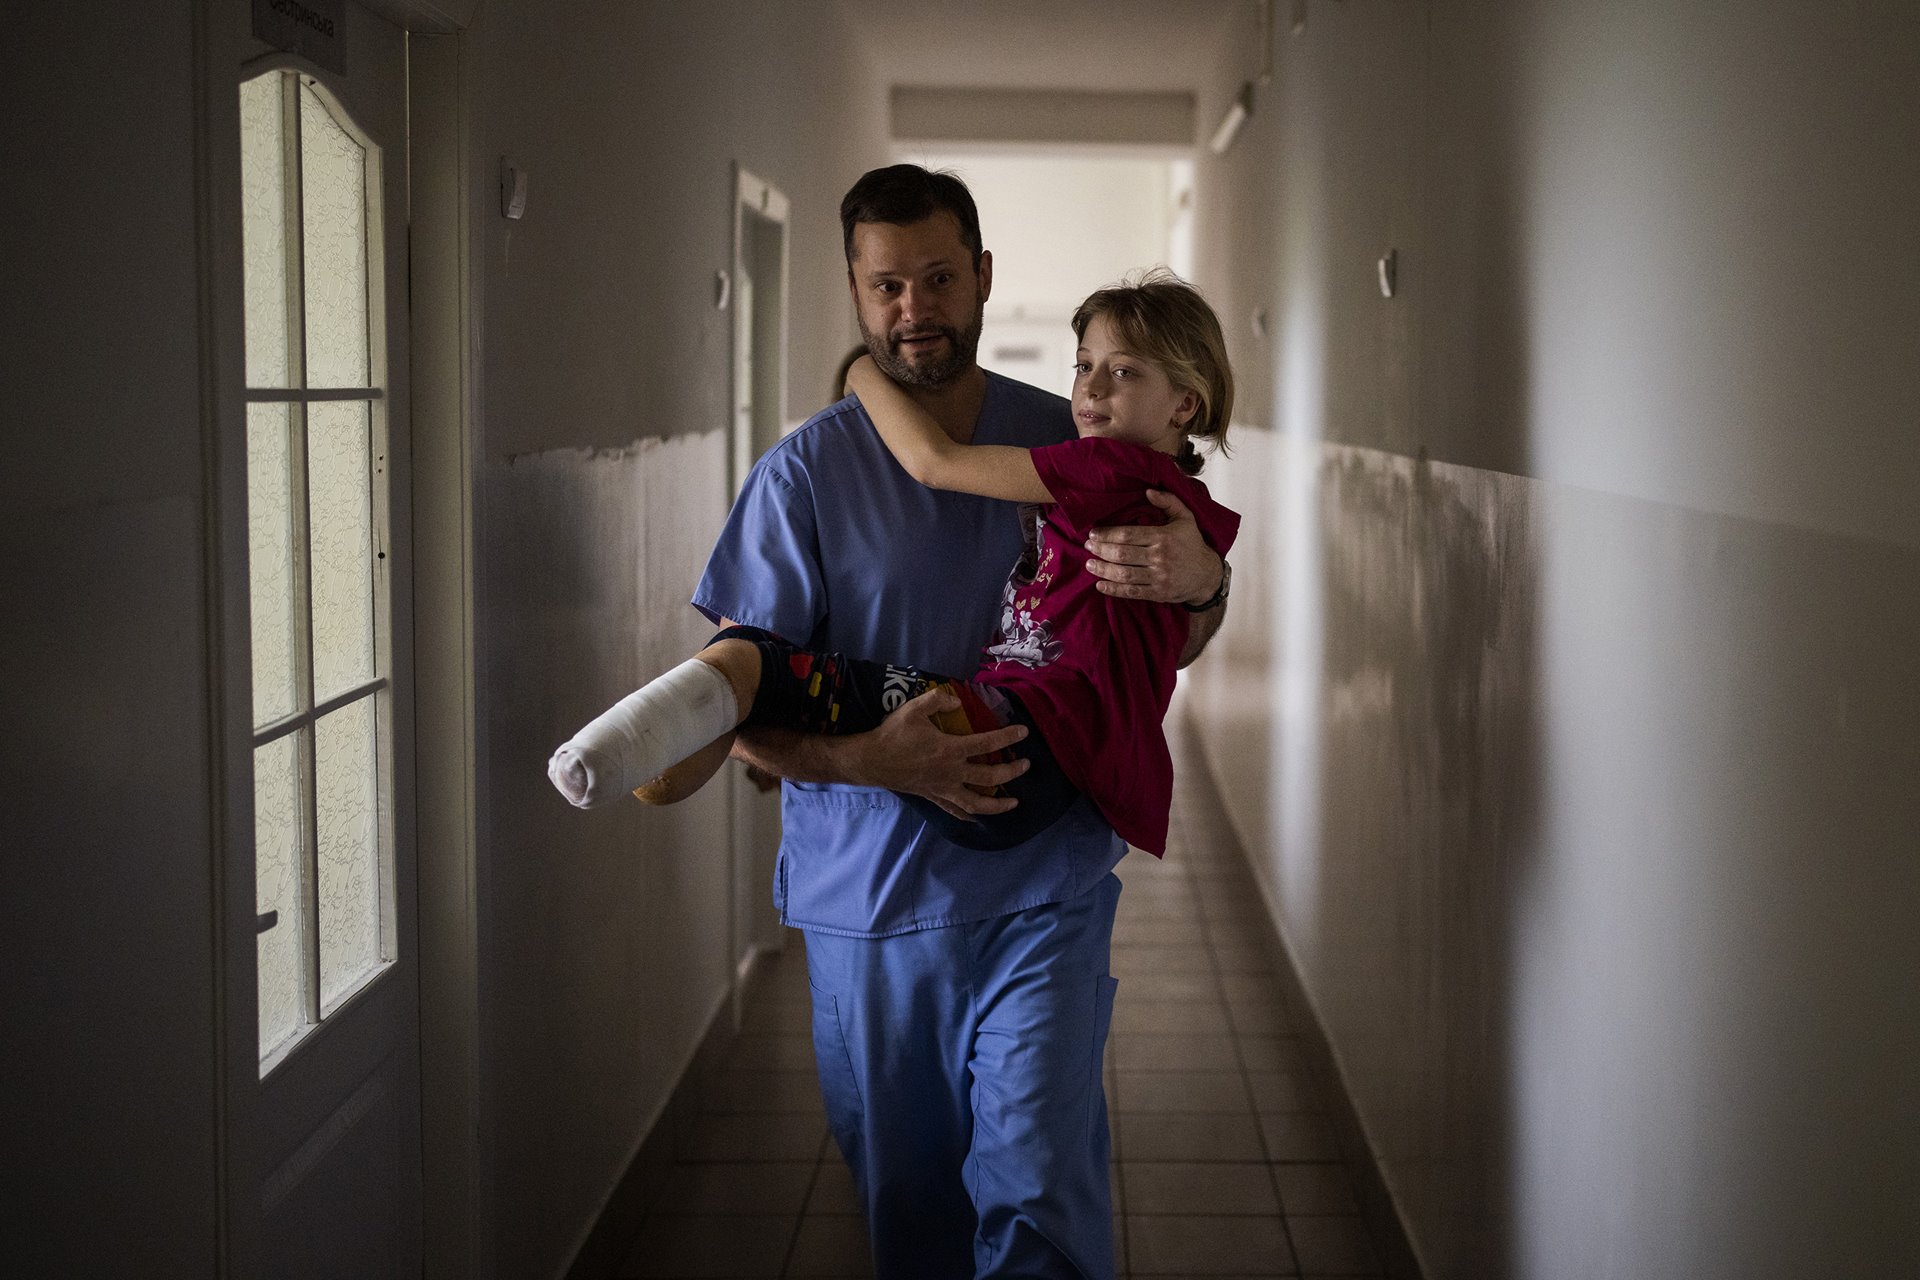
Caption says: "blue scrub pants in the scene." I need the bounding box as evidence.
[804,873,1123,1279]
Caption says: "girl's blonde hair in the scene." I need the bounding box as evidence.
[1071,269,1234,476]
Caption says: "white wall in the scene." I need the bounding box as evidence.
[458,4,888,1274]
[1183,2,1920,1277]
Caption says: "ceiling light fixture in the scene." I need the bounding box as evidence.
[1210,1,1272,155]
[1209,81,1254,154]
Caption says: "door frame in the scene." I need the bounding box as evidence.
[196,0,263,1272]
[728,165,792,497]
[407,28,492,1280]
[726,166,794,1011]
[239,21,424,1277]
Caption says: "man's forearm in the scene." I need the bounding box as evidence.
[729,724,868,786]
[1178,597,1228,668]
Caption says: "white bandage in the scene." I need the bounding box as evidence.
[548,658,740,808]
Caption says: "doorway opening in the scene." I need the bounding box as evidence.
[731,169,792,494]
[727,167,794,1000]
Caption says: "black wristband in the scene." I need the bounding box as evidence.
[1182,559,1231,613]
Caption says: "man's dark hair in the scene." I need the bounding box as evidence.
[839,164,984,268]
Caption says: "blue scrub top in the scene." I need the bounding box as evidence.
[693,371,1126,937]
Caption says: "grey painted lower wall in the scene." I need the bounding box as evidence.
[1184,430,1920,1277]
[481,432,744,1278]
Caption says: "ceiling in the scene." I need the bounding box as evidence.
[832,0,1251,97]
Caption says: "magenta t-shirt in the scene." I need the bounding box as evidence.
[973,436,1241,855]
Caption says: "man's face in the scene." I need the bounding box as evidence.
[847,213,992,388]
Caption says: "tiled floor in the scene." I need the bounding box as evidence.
[619,780,1385,1279]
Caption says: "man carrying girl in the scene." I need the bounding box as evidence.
[556,165,1233,1279]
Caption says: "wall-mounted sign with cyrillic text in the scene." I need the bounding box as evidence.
[252,0,345,75]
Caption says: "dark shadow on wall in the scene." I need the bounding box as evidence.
[1186,3,1548,1270]
[1311,445,1541,1280]
[1223,1,1540,1270]
[1279,6,1547,1273]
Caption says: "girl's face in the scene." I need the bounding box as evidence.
[1071,313,1197,455]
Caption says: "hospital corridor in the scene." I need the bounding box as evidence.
[6,2,1916,1279]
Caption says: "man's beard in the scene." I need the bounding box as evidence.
[858,301,985,388]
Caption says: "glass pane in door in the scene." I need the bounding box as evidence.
[316,696,382,1008]
[307,399,375,700]
[299,82,370,389]
[247,402,299,724]
[255,733,307,1057]
[240,73,291,390]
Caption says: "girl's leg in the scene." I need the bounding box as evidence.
[547,636,763,809]
[602,623,918,806]
[719,629,1083,849]
[627,637,762,803]
[898,692,1081,850]
[550,624,1082,843]
[720,627,975,741]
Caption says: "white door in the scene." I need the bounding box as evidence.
[237,8,421,1275]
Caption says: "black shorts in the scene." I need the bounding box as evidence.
[713,625,1080,850]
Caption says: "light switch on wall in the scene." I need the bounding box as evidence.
[500,159,529,220]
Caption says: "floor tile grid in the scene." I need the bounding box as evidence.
[620,942,828,1279]
[1107,833,1205,1280]
[619,793,1378,1276]
[1121,821,1259,1274]
[1158,777,1384,1277]
[758,948,869,1278]
[1115,824,1305,1277]
[1201,851,1312,1279]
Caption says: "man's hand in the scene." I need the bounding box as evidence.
[1085,489,1224,605]
[847,687,1031,820]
